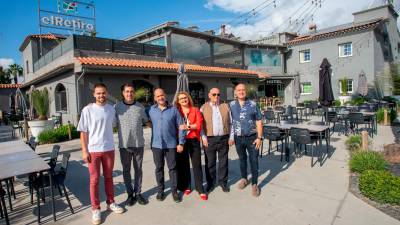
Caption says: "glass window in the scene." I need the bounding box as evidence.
[301,82,312,94]
[339,79,353,93]
[143,37,166,46]
[244,48,281,67]
[299,50,311,63]
[214,42,242,67]
[171,34,211,65]
[339,42,352,57]
[55,83,67,112]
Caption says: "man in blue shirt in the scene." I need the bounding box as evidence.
[148,88,185,203]
[229,83,263,197]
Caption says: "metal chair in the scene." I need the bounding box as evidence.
[264,110,276,124]
[290,128,319,167]
[263,126,287,161]
[281,105,299,123]
[348,112,373,137]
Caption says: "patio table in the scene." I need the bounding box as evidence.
[0,140,55,225]
[337,111,377,135]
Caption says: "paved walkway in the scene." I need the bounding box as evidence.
[2,125,400,225]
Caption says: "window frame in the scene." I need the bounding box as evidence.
[299,49,311,63]
[339,79,354,94]
[338,42,353,58]
[55,83,68,113]
[300,82,312,95]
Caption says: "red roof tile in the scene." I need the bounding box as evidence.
[76,57,270,78]
[0,84,21,89]
[287,19,383,45]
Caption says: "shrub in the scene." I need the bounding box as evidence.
[349,151,387,173]
[345,135,362,151]
[31,88,50,120]
[333,99,341,107]
[359,170,400,205]
[37,124,79,144]
[377,108,397,123]
[350,96,367,106]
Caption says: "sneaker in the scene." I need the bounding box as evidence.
[136,194,149,205]
[251,184,260,197]
[200,193,208,201]
[91,209,101,225]
[125,195,137,206]
[184,189,192,195]
[156,191,165,201]
[172,191,181,203]
[107,203,124,214]
[220,184,230,193]
[238,179,249,190]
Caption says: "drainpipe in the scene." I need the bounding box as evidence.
[75,68,85,124]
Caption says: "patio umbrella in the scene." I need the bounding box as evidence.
[173,63,189,104]
[357,70,368,97]
[293,74,301,106]
[319,58,334,107]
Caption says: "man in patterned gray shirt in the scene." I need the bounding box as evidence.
[115,83,150,206]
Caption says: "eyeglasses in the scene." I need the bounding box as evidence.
[179,96,188,101]
[211,93,220,97]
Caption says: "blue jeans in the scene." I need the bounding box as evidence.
[234,134,259,185]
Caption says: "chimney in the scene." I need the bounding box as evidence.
[308,23,317,33]
[221,24,226,36]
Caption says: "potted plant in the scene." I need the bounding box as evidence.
[28,88,54,141]
[339,78,351,105]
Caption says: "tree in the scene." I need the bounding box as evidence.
[7,63,23,84]
[0,66,11,84]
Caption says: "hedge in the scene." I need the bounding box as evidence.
[37,124,79,144]
[349,151,387,173]
[359,170,400,205]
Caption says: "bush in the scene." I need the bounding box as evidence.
[333,99,341,107]
[377,108,397,123]
[359,170,400,205]
[345,135,362,151]
[350,96,367,106]
[349,151,387,173]
[38,124,79,144]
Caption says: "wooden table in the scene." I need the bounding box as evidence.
[0,140,55,225]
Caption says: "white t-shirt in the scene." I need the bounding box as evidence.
[77,103,116,153]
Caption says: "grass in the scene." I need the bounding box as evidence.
[345,134,362,152]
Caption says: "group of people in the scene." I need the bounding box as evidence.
[77,82,263,225]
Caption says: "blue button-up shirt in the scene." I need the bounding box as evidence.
[230,99,262,137]
[148,104,185,149]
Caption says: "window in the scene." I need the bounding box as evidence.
[301,82,312,94]
[55,83,67,112]
[25,60,29,74]
[143,37,166,46]
[299,49,311,63]
[339,42,352,57]
[339,79,353,94]
[171,34,211,64]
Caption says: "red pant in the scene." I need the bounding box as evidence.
[88,151,115,210]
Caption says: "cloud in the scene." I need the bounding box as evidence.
[0,58,14,69]
[204,0,395,41]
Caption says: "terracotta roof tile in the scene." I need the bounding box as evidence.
[29,34,66,40]
[76,57,270,78]
[0,84,21,89]
[287,19,383,45]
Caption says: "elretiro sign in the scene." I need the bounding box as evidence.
[41,15,95,32]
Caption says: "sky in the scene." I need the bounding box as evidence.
[0,0,398,68]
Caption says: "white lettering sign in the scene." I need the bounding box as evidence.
[40,15,95,32]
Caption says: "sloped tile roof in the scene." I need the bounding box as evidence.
[76,57,270,78]
[19,33,66,51]
[0,84,21,89]
[287,18,383,45]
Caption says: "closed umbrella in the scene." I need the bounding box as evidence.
[293,74,301,106]
[357,70,368,97]
[319,58,334,107]
[173,63,189,104]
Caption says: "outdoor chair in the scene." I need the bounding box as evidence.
[348,112,373,137]
[281,105,299,123]
[32,153,74,223]
[290,128,319,167]
[27,136,37,151]
[263,126,287,161]
[263,110,276,124]
[0,178,16,212]
[308,121,330,150]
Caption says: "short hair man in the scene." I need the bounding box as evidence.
[77,83,124,225]
[229,83,263,197]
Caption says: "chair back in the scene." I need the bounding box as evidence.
[308,121,326,126]
[60,153,71,173]
[285,106,294,115]
[327,111,338,122]
[290,128,311,144]
[28,136,37,151]
[264,126,283,141]
[348,112,364,124]
[280,120,295,125]
[264,110,275,121]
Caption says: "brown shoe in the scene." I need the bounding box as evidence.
[238,179,249,190]
[252,184,260,197]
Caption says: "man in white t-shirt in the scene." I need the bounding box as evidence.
[77,83,124,225]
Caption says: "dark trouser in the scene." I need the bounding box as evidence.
[119,147,144,196]
[151,148,177,193]
[177,138,205,194]
[234,134,259,185]
[204,135,229,187]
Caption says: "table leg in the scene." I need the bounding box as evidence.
[285,131,290,162]
[319,132,323,166]
[0,182,10,225]
[48,169,56,222]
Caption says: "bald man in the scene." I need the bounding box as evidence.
[201,88,231,193]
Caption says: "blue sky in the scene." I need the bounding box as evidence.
[0,0,235,65]
[0,0,396,67]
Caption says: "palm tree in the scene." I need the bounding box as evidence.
[7,63,23,84]
[0,66,11,84]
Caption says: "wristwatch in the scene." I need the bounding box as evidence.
[257,137,263,140]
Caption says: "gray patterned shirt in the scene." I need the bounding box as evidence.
[115,101,149,148]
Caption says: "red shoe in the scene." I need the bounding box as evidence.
[200,193,208,201]
[184,189,192,195]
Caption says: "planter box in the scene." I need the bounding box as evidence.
[339,95,351,105]
[28,120,55,141]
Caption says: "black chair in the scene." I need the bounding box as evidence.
[290,128,319,167]
[281,106,299,123]
[264,110,276,124]
[27,136,37,151]
[348,112,373,137]
[263,126,287,161]
[308,121,330,152]
[33,153,74,223]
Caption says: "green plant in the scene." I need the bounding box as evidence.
[31,88,50,120]
[349,151,387,173]
[345,135,362,151]
[350,96,367,106]
[135,88,147,101]
[376,108,397,123]
[333,99,341,107]
[340,79,348,96]
[359,170,400,205]
[37,124,79,144]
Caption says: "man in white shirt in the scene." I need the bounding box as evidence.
[77,83,124,225]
